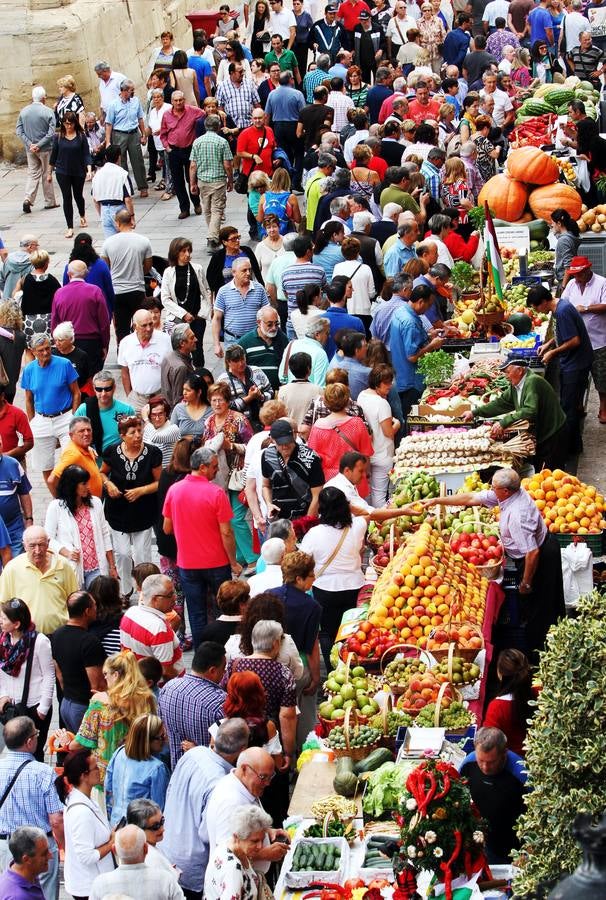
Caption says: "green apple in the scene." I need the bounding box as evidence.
[318,701,334,718]
[331,708,346,720]
[352,677,367,690]
[331,695,344,709]
[343,699,357,710]
[326,678,340,693]
[340,684,356,701]
[352,666,366,678]
[335,672,347,685]
[361,705,375,716]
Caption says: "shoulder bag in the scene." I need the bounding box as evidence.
[316,526,350,578]
[332,424,358,452]
[0,635,37,725]
[0,759,33,810]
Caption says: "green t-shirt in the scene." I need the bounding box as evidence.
[379,185,420,214]
[264,48,299,72]
[75,399,135,462]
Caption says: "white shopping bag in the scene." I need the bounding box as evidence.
[561,542,593,609]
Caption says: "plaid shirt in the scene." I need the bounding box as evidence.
[303,67,329,103]
[0,751,63,833]
[327,91,355,132]
[420,159,441,201]
[216,78,261,129]
[190,131,233,183]
[217,365,274,416]
[159,672,226,767]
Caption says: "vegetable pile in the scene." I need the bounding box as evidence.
[362,762,412,819]
[363,836,395,871]
[392,425,534,474]
[290,841,342,872]
[326,724,382,751]
[417,350,455,387]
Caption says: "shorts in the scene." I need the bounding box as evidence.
[591,345,606,394]
[30,410,72,471]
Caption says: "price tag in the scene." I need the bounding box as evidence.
[495,226,530,252]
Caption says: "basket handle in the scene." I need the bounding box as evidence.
[381,692,393,736]
[434,680,462,727]
[344,705,358,750]
[379,642,432,673]
[322,810,336,838]
[446,641,455,683]
[389,523,395,561]
[344,652,354,682]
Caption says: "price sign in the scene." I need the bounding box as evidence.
[495,226,531,252]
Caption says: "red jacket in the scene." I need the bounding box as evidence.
[444,229,480,264]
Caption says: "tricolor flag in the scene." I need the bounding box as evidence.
[483,202,505,301]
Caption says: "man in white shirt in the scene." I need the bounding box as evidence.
[89,826,185,900]
[269,0,297,46]
[91,144,134,237]
[560,0,590,52]
[326,451,414,519]
[248,538,285,596]
[482,0,511,33]
[94,61,127,123]
[203,747,291,873]
[480,70,514,129]
[117,308,171,411]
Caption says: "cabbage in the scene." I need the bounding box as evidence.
[362,760,419,819]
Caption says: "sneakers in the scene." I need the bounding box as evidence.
[22,200,31,214]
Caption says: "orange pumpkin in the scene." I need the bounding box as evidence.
[528,183,583,222]
[478,175,528,223]
[506,147,559,185]
[513,212,533,223]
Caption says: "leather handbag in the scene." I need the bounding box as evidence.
[0,635,36,725]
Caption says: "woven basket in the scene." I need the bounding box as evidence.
[329,707,382,760]
[380,643,433,696]
[449,516,504,581]
[428,623,485,663]
[408,681,468,732]
[430,642,481,688]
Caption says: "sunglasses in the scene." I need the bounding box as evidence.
[94,385,113,392]
[146,817,165,831]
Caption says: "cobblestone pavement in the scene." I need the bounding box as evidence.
[0,161,603,896]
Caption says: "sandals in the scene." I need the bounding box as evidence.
[154,180,166,191]
[65,228,74,238]
[161,192,173,201]
[79,217,87,227]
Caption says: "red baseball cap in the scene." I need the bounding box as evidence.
[567,256,592,274]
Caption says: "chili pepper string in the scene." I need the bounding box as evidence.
[439,829,463,900]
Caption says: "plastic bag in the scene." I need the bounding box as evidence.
[452,353,471,380]
[561,542,593,609]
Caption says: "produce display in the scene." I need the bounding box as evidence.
[431,657,481,686]
[412,699,474,729]
[363,836,395,871]
[369,708,414,736]
[577,203,606,234]
[304,820,355,840]
[396,672,457,716]
[362,762,413,819]
[326,724,382,751]
[290,841,342,872]
[392,424,534,474]
[321,665,381,721]
[383,657,427,692]
[522,469,606,534]
[310,796,357,820]
[392,472,440,505]
[332,749,396,797]
[509,113,557,148]
[450,531,503,567]
[426,624,484,653]
[417,350,455,386]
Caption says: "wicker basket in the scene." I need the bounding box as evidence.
[449,516,504,581]
[328,707,382,760]
[380,643,433,696]
[430,641,482,688]
[409,681,470,733]
[428,624,485,663]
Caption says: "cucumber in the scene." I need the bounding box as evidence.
[352,747,394,776]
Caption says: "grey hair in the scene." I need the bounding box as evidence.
[306,316,329,339]
[571,0,582,7]
[392,76,406,92]
[384,202,403,219]
[115,825,146,863]
[474,726,507,753]
[375,66,391,83]
[333,168,352,188]
[398,223,417,238]
[428,214,452,235]
[393,273,413,293]
[52,321,75,341]
[232,804,273,840]
[119,79,134,90]
[8,826,47,864]
[20,235,38,248]
[317,152,337,169]
[126,798,161,829]
[67,260,88,278]
[68,415,91,434]
[232,256,252,272]
[30,334,51,349]
[352,211,373,231]
[261,537,286,565]
[267,518,295,541]
[283,233,298,251]
[204,113,221,131]
[330,196,349,216]
[251,619,283,652]
[365,136,381,152]
[191,446,218,470]
[140,573,171,606]
[93,369,115,386]
[392,97,408,110]
[171,322,192,350]
[492,468,520,492]
[151,88,165,97]
[214,717,250,755]
[32,85,46,102]
[317,52,331,71]
[94,61,111,72]
[429,263,451,281]
[460,140,476,158]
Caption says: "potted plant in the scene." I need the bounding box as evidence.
[451,261,480,315]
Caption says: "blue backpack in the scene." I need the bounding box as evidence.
[262,190,292,235]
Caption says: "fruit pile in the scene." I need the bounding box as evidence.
[397,671,456,715]
[393,472,440,505]
[320,665,381,721]
[412,700,473,729]
[366,522,488,648]
[326,724,382,751]
[577,203,606,235]
[427,624,483,654]
[553,155,576,184]
[521,469,606,534]
[431,657,481,686]
[383,657,427,692]
[339,621,401,664]
[442,507,496,538]
[369,708,413,736]
[450,530,503,567]
[460,472,489,493]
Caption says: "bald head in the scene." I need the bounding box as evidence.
[115,825,147,864]
[23,525,48,548]
[67,260,88,280]
[237,747,275,796]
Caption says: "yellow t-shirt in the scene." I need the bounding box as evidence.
[0,552,79,634]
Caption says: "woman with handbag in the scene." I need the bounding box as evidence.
[203,382,257,571]
[217,344,274,431]
[57,748,115,900]
[160,237,211,368]
[0,598,54,761]
[306,383,374,490]
[300,486,367,668]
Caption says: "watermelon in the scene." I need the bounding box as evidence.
[520,99,553,116]
[534,83,562,99]
[507,313,533,335]
[544,88,575,109]
[578,80,595,92]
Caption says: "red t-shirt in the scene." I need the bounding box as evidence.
[162,473,233,569]
[368,155,388,179]
[236,124,277,177]
[338,0,372,30]
[0,403,33,453]
[407,98,442,125]
[483,696,527,757]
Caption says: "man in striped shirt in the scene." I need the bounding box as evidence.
[281,235,327,337]
[120,573,184,683]
[212,257,270,355]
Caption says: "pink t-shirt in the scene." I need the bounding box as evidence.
[162,473,233,569]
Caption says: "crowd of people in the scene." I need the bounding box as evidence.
[1,0,605,897]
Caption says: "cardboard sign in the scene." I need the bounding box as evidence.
[495,225,530,252]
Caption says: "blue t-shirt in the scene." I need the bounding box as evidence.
[188,55,213,101]
[529,6,553,44]
[21,355,78,414]
[366,84,393,124]
[390,303,429,392]
[554,298,594,374]
[0,456,31,536]
[0,513,10,554]
[327,354,370,400]
[323,306,366,359]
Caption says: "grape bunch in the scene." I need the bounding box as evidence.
[369,709,413,736]
[413,700,473,729]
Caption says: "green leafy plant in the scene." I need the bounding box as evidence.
[450,261,477,292]
[512,589,606,898]
[467,205,494,232]
[417,350,455,386]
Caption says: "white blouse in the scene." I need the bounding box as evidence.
[64,789,114,897]
[0,633,54,715]
[300,517,367,592]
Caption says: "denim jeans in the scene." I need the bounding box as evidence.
[84,567,101,589]
[60,697,89,734]
[178,564,232,650]
[100,203,125,237]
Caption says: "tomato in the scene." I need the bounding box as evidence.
[359,642,371,657]
[355,629,366,642]
[344,879,365,893]
[348,639,361,654]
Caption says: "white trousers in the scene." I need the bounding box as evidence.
[109,527,154,595]
[370,460,392,509]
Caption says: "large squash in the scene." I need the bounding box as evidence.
[478,175,528,223]
[528,183,583,222]
[506,147,559,186]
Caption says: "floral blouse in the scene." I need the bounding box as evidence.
[75,699,129,784]
[417,16,446,61]
[204,844,259,900]
[203,410,253,489]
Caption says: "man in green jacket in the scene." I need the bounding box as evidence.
[465,358,567,471]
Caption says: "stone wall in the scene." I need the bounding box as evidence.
[1,0,212,160]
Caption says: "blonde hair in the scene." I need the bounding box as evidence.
[353,143,372,165]
[270,168,291,192]
[124,713,163,761]
[103,651,156,725]
[57,75,76,92]
[442,157,466,184]
[439,102,455,119]
[30,250,50,269]
[323,382,350,411]
[249,170,270,192]
[0,301,24,331]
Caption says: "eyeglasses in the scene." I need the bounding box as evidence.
[227,234,241,241]
[94,385,114,393]
[247,764,275,783]
[146,817,165,831]
[28,729,40,741]
[155,589,176,599]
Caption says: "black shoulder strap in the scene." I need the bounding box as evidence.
[20,634,37,708]
[0,759,33,811]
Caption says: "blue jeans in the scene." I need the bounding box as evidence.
[100,203,125,237]
[84,567,101,589]
[60,697,88,734]
[179,564,232,650]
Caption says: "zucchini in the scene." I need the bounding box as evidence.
[333,756,359,797]
[352,747,394,776]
